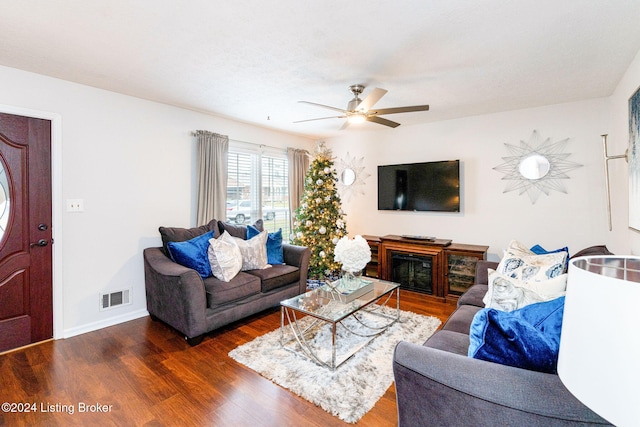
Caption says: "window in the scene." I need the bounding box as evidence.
[227,146,290,239]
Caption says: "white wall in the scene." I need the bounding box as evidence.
[0,65,314,338]
[327,98,610,260]
[607,48,640,255]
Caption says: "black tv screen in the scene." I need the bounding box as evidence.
[378,160,460,212]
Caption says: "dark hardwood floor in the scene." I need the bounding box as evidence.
[0,290,455,427]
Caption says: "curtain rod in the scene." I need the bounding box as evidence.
[190,130,288,152]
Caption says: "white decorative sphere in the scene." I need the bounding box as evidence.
[332,237,339,244]
[324,167,330,174]
[305,220,312,227]
[316,179,323,185]
[319,226,327,234]
[319,251,326,258]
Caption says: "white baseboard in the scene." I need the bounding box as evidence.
[62,309,149,339]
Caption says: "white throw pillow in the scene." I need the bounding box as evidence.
[502,239,535,257]
[207,231,243,282]
[483,269,567,312]
[497,240,567,282]
[233,231,271,271]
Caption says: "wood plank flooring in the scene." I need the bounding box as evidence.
[0,290,455,427]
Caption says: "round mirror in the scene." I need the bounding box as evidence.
[518,154,551,180]
[341,168,356,186]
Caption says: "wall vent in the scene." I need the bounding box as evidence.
[100,288,131,311]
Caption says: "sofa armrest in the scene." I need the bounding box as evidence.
[475,260,499,286]
[282,243,311,293]
[393,342,611,426]
[143,247,208,339]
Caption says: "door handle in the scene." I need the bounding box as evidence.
[38,223,48,231]
[30,239,49,248]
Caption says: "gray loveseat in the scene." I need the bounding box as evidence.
[144,219,310,345]
[393,259,612,426]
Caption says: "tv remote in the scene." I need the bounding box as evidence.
[401,235,436,241]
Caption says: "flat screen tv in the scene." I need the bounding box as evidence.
[378,160,460,212]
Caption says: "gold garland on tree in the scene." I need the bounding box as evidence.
[292,142,347,279]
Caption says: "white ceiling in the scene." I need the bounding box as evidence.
[1,1,640,139]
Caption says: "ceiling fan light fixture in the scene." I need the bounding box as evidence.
[295,84,429,129]
[347,113,366,124]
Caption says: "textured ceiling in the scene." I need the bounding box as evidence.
[1,1,640,138]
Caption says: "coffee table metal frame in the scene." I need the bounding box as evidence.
[280,279,400,370]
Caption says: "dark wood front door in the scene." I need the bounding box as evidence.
[0,112,53,352]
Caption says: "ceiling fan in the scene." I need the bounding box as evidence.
[294,84,429,129]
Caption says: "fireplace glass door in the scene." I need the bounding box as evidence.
[391,251,434,294]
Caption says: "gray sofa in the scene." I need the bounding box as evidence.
[393,260,612,426]
[143,219,310,345]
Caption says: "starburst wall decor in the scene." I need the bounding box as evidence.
[493,130,583,204]
[336,152,370,202]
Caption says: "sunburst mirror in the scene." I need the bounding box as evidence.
[493,130,583,204]
[336,152,370,202]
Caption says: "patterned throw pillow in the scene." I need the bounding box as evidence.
[482,269,567,312]
[247,225,284,264]
[207,231,243,282]
[233,231,270,271]
[497,240,567,282]
[529,244,570,272]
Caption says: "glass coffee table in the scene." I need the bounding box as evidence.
[280,278,400,370]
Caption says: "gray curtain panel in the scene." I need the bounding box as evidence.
[287,147,310,230]
[195,131,229,226]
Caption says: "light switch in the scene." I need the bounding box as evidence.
[66,199,84,212]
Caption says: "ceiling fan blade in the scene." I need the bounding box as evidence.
[298,101,347,113]
[367,116,401,128]
[371,105,430,115]
[339,120,350,130]
[293,115,346,123]
[356,88,388,111]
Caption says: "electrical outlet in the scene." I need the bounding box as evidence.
[66,199,84,212]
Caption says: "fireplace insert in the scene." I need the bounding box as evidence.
[391,251,434,294]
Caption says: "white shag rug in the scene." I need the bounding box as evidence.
[228,306,441,423]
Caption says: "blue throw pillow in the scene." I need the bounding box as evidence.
[468,296,565,373]
[530,244,569,256]
[247,225,284,264]
[167,230,216,278]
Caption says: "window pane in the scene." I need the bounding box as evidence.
[226,149,290,240]
[262,155,290,239]
[226,152,258,224]
[0,158,10,245]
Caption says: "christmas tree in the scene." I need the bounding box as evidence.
[292,143,347,279]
